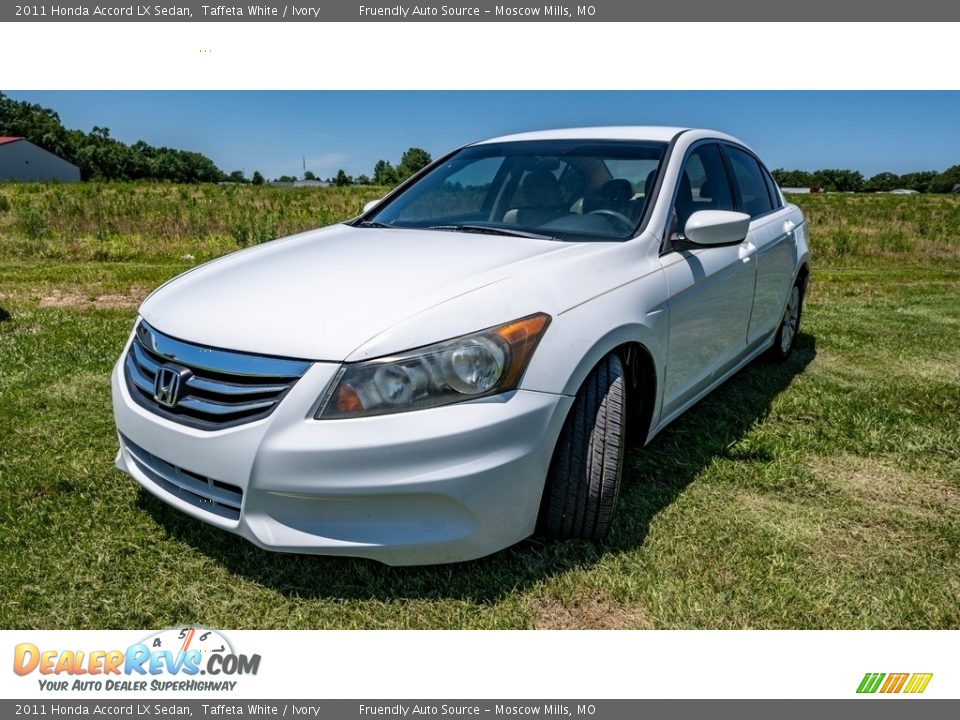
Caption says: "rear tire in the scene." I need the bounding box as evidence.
[765,277,805,363]
[540,354,626,541]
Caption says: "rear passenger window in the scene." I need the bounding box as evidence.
[760,164,783,209]
[726,146,774,218]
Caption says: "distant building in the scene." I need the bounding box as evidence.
[781,187,824,194]
[0,137,81,182]
[888,188,920,195]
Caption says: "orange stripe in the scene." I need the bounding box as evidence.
[892,673,909,693]
[882,673,908,693]
[180,627,196,653]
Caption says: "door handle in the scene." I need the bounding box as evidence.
[784,220,796,234]
[738,241,757,262]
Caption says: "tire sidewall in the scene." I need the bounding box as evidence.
[771,277,806,361]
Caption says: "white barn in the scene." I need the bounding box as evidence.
[0,137,81,182]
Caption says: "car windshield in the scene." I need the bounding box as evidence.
[362,139,668,241]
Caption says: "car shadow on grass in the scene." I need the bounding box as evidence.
[139,333,817,605]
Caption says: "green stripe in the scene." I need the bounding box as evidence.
[856,673,885,693]
[856,673,874,693]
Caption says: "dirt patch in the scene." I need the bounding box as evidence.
[813,348,959,385]
[810,455,959,519]
[37,285,150,310]
[38,291,87,309]
[529,597,652,630]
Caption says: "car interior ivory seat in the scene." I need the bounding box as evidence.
[503,169,566,225]
[582,178,635,219]
[698,178,723,209]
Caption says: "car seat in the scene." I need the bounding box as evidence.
[582,178,635,219]
[503,170,565,226]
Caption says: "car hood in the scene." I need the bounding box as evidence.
[140,224,580,360]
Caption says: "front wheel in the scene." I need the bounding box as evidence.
[539,354,626,541]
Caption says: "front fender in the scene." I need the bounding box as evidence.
[520,267,669,429]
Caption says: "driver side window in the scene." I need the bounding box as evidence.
[674,144,734,236]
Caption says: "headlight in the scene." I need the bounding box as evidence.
[316,313,551,419]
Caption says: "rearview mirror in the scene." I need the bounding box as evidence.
[683,210,751,246]
[362,198,382,214]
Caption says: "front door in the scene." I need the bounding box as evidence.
[660,142,757,419]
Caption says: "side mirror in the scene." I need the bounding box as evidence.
[683,210,751,247]
[362,198,382,214]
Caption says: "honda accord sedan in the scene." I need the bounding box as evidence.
[112,127,810,565]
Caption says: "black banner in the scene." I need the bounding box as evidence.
[3,700,959,719]
[6,0,960,22]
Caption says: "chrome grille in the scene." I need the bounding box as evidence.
[122,435,243,520]
[124,321,311,430]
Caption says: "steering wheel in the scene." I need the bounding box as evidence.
[587,209,634,233]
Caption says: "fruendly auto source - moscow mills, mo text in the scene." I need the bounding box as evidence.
[14,3,596,18]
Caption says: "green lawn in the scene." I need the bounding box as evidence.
[0,187,958,629]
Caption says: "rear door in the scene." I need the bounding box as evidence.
[722,144,799,343]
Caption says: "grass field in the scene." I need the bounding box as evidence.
[0,184,958,629]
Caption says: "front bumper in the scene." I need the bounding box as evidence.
[111,344,572,565]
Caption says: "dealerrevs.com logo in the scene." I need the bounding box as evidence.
[13,627,261,692]
[857,673,933,694]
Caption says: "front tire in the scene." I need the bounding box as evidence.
[540,354,626,541]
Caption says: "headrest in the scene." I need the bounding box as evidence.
[521,169,562,207]
[599,179,634,204]
[644,170,657,198]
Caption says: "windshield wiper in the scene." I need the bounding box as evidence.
[427,224,555,241]
[353,220,394,229]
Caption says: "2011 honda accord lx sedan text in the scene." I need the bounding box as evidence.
[112,127,810,565]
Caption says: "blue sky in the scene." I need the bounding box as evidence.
[6,91,959,179]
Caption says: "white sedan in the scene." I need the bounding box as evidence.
[112,126,810,565]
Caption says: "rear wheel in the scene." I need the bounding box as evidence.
[540,354,626,541]
[766,277,805,362]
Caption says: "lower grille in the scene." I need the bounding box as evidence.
[122,435,243,521]
[124,321,311,430]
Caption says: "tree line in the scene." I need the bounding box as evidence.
[0,92,224,183]
[316,156,959,193]
[772,167,960,193]
[269,147,434,187]
[328,147,434,187]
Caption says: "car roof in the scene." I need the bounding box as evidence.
[471,126,756,159]
[473,126,690,144]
